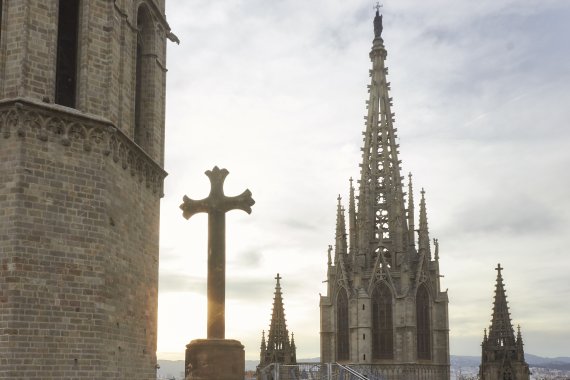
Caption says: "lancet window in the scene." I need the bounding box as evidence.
[336,288,349,361]
[134,4,154,151]
[372,282,393,359]
[55,0,80,107]
[416,284,431,360]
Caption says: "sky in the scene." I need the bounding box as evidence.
[157,0,570,361]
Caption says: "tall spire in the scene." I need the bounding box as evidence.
[418,188,431,260]
[261,273,296,367]
[357,8,409,268]
[480,265,530,380]
[348,178,357,255]
[487,264,516,348]
[407,173,415,246]
[335,195,348,262]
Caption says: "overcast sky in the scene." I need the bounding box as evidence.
[157,0,570,361]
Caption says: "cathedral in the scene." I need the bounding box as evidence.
[479,265,530,380]
[319,10,450,380]
[0,1,174,378]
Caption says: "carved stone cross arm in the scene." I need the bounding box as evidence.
[180,167,254,219]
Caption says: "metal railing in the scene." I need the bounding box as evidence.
[257,362,376,380]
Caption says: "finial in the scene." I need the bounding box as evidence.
[421,187,425,197]
[374,2,383,13]
[349,177,353,187]
[496,263,502,275]
[373,3,383,39]
[337,194,342,205]
[327,245,332,266]
[275,273,281,287]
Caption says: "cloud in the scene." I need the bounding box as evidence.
[447,193,562,236]
[159,0,570,359]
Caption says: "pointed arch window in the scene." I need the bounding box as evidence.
[336,288,349,361]
[416,284,431,360]
[372,282,393,359]
[55,0,80,107]
[134,4,154,152]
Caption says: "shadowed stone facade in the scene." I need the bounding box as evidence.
[319,10,450,380]
[0,1,173,378]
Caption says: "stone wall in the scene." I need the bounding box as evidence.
[0,0,170,376]
[0,0,169,164]
[0,99,166,379]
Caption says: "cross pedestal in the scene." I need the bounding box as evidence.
[180,167,254,380]
[185,339,244,380]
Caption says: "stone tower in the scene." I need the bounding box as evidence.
[479,265,530,380]
[258,274,297,370]
[0,1,174,378]
[319,10,450,380]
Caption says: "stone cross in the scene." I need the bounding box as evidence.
[180,166,255,339]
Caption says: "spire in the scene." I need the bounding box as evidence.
[335,196,348,262]
[418,188,431,260]
[348,178,357,255]
[260,330,266,350]
[407,173,415,246]
[516,325,524,347]
[263,273,296,365]
[357,7,410,269]
[480,265,530,380]
[487,264,516,348]
[290,332,297,363]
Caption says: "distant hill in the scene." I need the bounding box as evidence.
[526,354,570,371]
[157,354,570,379]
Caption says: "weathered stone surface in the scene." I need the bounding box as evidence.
[0,1,171,378]
[185,339,245,380]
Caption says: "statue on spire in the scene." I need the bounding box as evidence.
[374,3,383,39]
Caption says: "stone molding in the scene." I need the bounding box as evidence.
[0,98,167,196]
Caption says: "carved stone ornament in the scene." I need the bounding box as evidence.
[0,99,167,196]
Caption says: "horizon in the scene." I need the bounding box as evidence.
[157,0,570,361]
